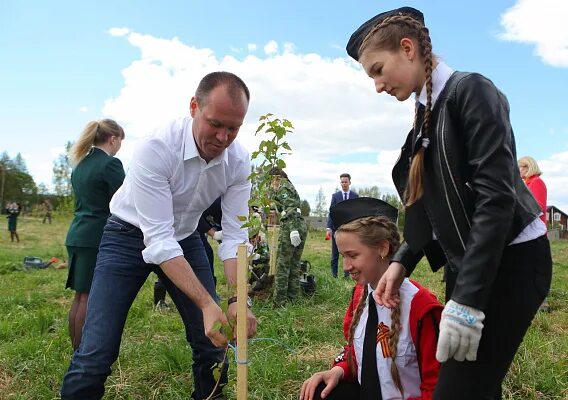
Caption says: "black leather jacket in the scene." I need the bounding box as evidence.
[391,72,542,310]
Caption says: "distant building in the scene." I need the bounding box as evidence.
[546,205,568,231]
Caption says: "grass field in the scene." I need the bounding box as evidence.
[0,215,566,399]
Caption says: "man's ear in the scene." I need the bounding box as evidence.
[189,96,198,117]
[400,37,417,60]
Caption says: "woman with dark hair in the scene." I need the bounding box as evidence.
[346,7,552,399]
[65,119,125,350]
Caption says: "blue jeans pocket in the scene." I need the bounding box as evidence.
[105,216,140,235]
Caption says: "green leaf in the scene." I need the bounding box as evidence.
[255,122,266,134]
[211,321,222,333]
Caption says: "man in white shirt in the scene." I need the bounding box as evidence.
[61,72,257,400]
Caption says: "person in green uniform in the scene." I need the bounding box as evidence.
[65,119,125,350]
[6,202,21,242]
[248,229,271,292]
[269,167,308,306]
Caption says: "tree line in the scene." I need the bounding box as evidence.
[0,142,73,214]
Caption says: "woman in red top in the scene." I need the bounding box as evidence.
[300,198,442,400]
[518,156,547,224]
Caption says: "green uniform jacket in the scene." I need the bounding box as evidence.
[65,147,125,248]
[271,178,305,231]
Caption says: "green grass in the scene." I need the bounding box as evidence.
[0,216,566,399]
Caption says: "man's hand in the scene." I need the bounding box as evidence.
[227,302,258,340]
[212,230,223,242]
[202,301,229,348]
[290,230,301,247]
[373,261,406,308]
[436,299,485,362]
[300,367,343,400]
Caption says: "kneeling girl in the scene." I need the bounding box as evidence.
[301,197,442,400]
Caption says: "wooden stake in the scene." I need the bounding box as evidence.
[236,244,248,400]
[268,225,279,276]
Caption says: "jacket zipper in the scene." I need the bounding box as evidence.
[437,108,467,251]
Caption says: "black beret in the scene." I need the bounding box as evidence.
[330,197,398,229]
[346,6,425,61]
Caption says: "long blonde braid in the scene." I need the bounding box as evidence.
[388,304,404,396]
[347,285,368,377]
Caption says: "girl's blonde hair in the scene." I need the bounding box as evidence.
[70,119,124,166]
[518,156,542,178]
[339,216,404,396]
[359,15,435,207]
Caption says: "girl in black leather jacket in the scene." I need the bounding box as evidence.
[346,6,552,400]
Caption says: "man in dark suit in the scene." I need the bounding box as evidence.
[326,173,358,277]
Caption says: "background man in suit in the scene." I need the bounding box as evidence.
[326,173,358,277]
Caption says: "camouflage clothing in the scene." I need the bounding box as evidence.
[270,178,308,305]
[250,241,270,282]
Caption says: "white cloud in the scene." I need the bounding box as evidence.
[79,106,88,112]
[108,27,130,37]
[499,0,568,67]
[283,42,295,54]
[263,40,278,55]
[247,43,257,52]
[100,30,568,212]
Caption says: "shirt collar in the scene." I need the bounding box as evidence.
[93,146,109,156]
[416,61,454,107]
[183,117,230,166]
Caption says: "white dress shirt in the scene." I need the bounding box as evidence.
[416,61,546,245]
[110,117,251,265]
[353,280,421,399]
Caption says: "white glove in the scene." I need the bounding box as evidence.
[212,230,223,241]
[290,230,301,247]
[252,253,261,261]
[436,299,485,362]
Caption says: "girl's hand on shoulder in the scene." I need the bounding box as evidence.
[299,367,343,400]
[374,262,406,308]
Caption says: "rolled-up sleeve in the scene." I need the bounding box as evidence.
[130,138,183,265]
[218,158,251,261]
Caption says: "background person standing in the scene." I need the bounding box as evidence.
[269,167,308,306]
[6,201,21,242]
[326,173,358,278]
[518,156,547,225]
[65,119,125,350]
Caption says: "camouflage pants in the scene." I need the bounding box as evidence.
[273,220,308,306]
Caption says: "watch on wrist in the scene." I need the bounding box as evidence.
[227,295,252,308]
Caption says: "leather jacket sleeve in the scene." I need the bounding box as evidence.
[391,242,424,276]
[449,74,518,309]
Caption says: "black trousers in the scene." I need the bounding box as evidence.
[435,235,552,400]
[200,232,216,286]
[314,381,360,400]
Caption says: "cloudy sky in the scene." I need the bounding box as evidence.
[1,0,567,211]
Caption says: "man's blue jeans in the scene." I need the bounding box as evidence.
[60,216,227,399]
